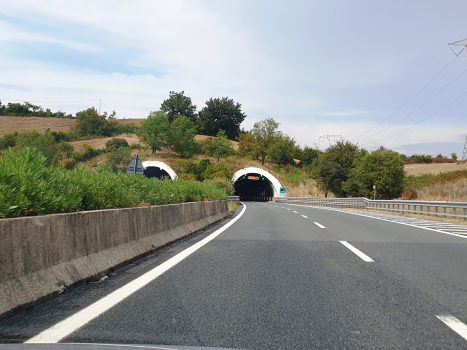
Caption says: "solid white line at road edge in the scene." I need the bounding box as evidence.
[26,203,248,344]
[340,241,374,262]
[436,315,467,341]
[313,222,325,228]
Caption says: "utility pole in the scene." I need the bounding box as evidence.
[449,37,467,161]
[462,132,467,161]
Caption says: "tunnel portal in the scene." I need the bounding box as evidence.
[143,167,171,179]
[234,173,275,201]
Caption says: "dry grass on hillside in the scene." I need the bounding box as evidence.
[69,134,141,151]
[404,162,467,176]
[0,116,76,136]
[194,134,239,150]
[0,116,142,137]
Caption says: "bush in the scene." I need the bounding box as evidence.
[204,163,232,180]
[72,144,102,162]
[342,149,405,199]
[179,173,197,181]
[106,146,132,172]
[0,147,228,218]
[57,142,74,160]
[61,158,76,170]
[106,138,130,152]
[15,130,59,166]
[0,132,18,149]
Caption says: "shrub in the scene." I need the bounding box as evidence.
[106,138,130,152]
[179,173,197,181]
[72,144,102,162]
[0,147,228,218]
[342,148,405,199]
[0,132,18,149]
[15,130,59,165]
[106,146,132,172]
[61,158,77,170]
[204,163,232,180]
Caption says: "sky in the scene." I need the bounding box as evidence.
[1,0,467,156]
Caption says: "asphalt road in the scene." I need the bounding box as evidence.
[5,201,467,349]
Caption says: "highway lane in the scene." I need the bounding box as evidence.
[9,201,467,349]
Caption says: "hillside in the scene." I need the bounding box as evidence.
[0,116,144,137]
[404,162,467,176]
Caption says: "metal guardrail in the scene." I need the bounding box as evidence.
[227,196,240,202]
[274,197,467,220]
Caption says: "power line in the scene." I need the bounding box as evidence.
[100,100,114,113]
[350,56,457,141]
[0,98,100,104]
[356,63,467,142]
[362,89,467,146]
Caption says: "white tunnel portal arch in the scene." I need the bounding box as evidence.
[231,167,284,197]
[142,161,178,180]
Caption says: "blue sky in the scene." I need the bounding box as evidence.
[1,0,467,156]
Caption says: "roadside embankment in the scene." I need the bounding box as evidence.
[0,200,229,316]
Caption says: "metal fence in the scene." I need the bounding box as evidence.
[274,197,467,220]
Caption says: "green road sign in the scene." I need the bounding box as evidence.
[280,187,286,194]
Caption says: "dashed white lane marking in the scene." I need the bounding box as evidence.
[293,211,298,213]
[339,241,374,262]
[436,315,467,341]
[286,208,291,210]
[26,204,248,344]
[313,222,325,228]
[301,215,308,218]
[281,207,284,209]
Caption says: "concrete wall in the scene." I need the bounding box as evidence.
[0,201,229,316]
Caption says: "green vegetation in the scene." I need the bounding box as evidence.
[0,148,228,218]
[343,148,405,199]
[202,130,235,162]
[198,97,246,139]
[166,116,200,158]
[137,111,169,154]
[0,101,73,118]
[160,91,197,123]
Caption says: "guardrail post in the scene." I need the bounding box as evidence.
[453,207,457,219]
[444,207,447,218]
[464,208,466,221]
[435,206,438,216]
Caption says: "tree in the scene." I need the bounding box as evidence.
[342,148,405,199]
[312,141,365,198]
[252,118,280,166]
[268,134,296,166]
[137,111,169,154]
[300,146,319,167]
[76,107,110,136]
[198,97,246,139]
[237,132,258,158]
[160,91,197,123]
[204,130,235,162]
[166,116,200,158]
[452,152,458,161]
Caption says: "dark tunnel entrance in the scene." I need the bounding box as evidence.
[234,173,275,201]
[143,167,171,179]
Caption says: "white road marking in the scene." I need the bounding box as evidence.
[313,222,325,228]
[281,207,284,209]
[340,241,374,262]
[301,215,308,218]
[436,315,467,341]
[280,203,467,240]
[293,211,298,213]
[287,208,291,210]
[25,203,248,344]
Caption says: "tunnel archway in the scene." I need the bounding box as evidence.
[231,167,283,201]
[142,161,178,180]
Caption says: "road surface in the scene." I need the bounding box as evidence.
[3,202,467,349]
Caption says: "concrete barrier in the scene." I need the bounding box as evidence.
[0,200,229,316]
